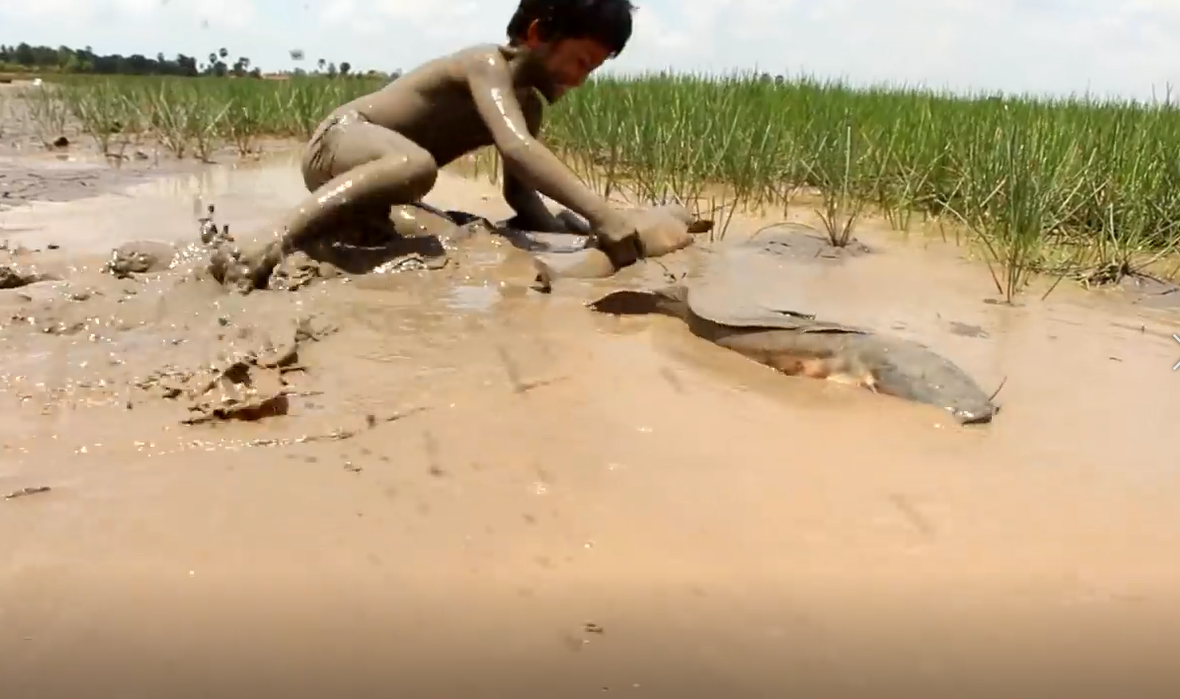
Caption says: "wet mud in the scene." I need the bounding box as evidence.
[1121,273,1180,309]
[2,149,1180,697]
[0,158,154,208]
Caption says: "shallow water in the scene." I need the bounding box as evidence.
[2,155,1180,697]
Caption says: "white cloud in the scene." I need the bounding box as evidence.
[1,0,1180,99]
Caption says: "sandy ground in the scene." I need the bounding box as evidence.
[2,110,1180,697]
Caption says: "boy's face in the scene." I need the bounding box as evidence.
[523,21,612,100]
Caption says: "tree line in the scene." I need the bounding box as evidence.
[0,43,384,79]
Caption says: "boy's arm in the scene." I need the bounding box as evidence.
[502,92,567,232]
[465,49,615,230]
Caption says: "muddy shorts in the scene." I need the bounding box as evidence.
[300,110,375,192]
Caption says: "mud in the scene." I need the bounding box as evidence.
[0,157,160,209]
[2,149,1180,697]
[1121,273,1180,309]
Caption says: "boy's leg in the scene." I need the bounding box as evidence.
[218,116,438,289]
[301,117,402,245]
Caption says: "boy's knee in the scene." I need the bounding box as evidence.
[403,151,439,201]
[301,164,327,193]
[300,137,333,192]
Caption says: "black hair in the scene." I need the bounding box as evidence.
[506,0,636,57]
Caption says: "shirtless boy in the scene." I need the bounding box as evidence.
[215,0,672,290]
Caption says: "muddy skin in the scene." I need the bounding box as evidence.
[407,201,708,281]
[217,43,630,291]
[587,226,997,425]
[530,204,713,281]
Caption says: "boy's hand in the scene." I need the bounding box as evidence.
[594,210,645,268]
[629,205,697,257]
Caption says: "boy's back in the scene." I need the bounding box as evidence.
[335,45,543,170]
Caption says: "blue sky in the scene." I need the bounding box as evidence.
[3,0,1180,100]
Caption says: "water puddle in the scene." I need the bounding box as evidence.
[445,283,502,312]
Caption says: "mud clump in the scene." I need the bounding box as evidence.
[105,241,178,278]
[0,264,52,289]
[206,243,250,290]
[287,228,453,283]
[208,237,451,293]
[270,251,342,291]
[182,356,292,425]
[136,314,337,425]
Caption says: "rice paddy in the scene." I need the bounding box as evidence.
[13,73,1180,301]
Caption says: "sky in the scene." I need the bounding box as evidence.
[2,0,1180,101]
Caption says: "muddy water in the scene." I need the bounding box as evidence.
[2,157,1180,698]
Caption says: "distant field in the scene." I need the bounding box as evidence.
[5,72,1179,297]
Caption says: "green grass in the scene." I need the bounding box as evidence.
[18,72,1180,301]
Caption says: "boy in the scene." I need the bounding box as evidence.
[215,0,673,291]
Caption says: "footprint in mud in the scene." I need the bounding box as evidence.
[933,312,989,339]
[947,320,989,339]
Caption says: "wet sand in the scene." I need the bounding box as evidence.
[2,145,1180,697]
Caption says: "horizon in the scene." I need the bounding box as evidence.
[2,0,1180,102]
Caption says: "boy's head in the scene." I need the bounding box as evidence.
[507,0,635,100]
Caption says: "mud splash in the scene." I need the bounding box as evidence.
[2,157,1180,696]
